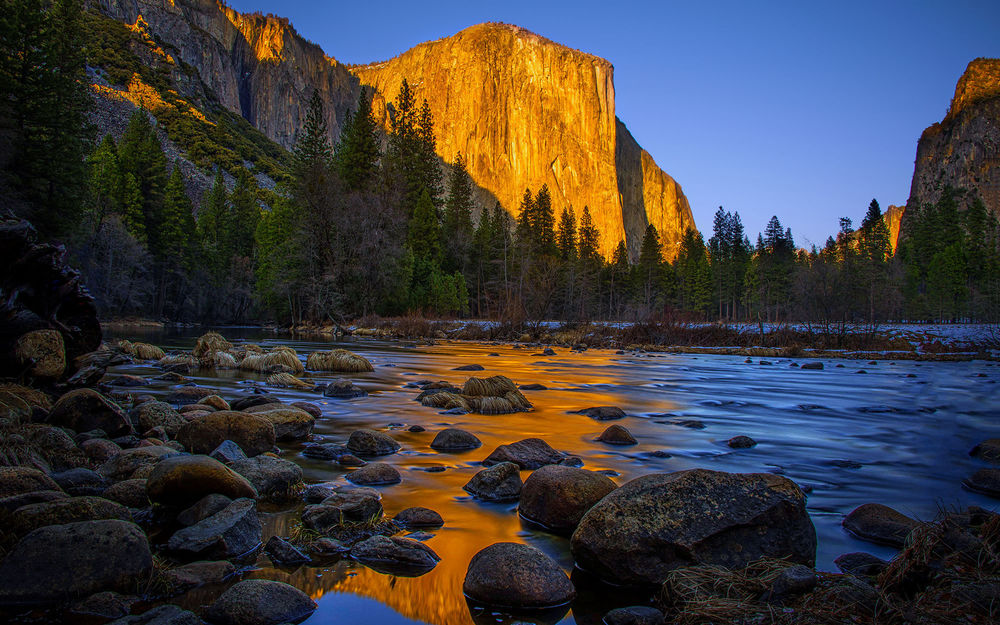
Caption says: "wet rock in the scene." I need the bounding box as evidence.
[672,419,706,429]
[0,490,67,513]
[167,498,261,559]
[842,503,919,547]
[98,446,178,481]
[519,465,617,534]
[573,406,626,420]
[571,469,817,586]
[728,435,757,449]
[70,590,133,621]
[310,537,350,557]
[347,429,400,456]
[301,442,348,460]
[103,479,149,508]
[0,520,152,605]
[963,468,1000,498]
[51,468,107,496]
[483,438,565,469]
[302,487,382,529]
[177,494,233,526]
[800,362,824,370]
[111,374,148,387]
[203,579,316,625]
[463,462,523,501]
[177,411,276,457]
[230,396,276,411]
[519,383,547,390]
[146,455,257,508]
[290,401,322,418]
[430,428,482,451]
[230,455,303,501]
[338,454,365,467]
[765,564,817,599]
[130,402,186,438]
[834,552,889,576]
[265,536,311,565]
[11,495,131,537]
[210,440,248,464]
[394,506,443,528]
[252,407,314,441]
[15,329,66,379]
[24,425,87,471]
[165,387,218,406]
[303,484,337,503]
[48,389,132,437]
[559,456,584,467]
[345,462,401,486]
[161,561,234,591]
[108,604,199,625]
[453,364,485,371]
[199,395,230,411]
[463,542,575,608]
[351,535,440,574]
[322,379,368,398]
[408,424,426,432]
[970,438,1000,463]
[596,424,637,445]
[603,606,664,625]
[542,348,557,356]
[81,437,122,464]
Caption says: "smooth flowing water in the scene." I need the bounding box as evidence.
[107,327,1000,625]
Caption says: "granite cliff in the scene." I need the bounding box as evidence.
[92,2,695,259]
[906,58,1000,218]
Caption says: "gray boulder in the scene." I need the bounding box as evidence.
[463,462,522,501]
[842,503,919,547]
[482,438,565,469]
[463,542,575,608]
[203,580,316,625]
[519,465,616,533]
[167,498,261,559]
[230,455,303,501]
[347,429,400,456]
[351,535,440,574]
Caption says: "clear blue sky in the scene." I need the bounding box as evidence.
[229,0,1000,249]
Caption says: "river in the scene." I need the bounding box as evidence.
[106,327,1000,625]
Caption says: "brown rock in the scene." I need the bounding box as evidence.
[48,389,132,437]
[842,503,920,547]
[519,465,616,533]
[11,496,131,537]
[252,407,314,441]
[15,329,65,379]
[463,542,575,608]
[177,411,276,457]
[0,466,61,498]
[97,445,178,481]
[146,455,257,508]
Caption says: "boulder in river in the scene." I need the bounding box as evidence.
[203,579,316,625]
[146,455,257,508]
[570,469,817,586]
[842,503,920,547]
[177,411,276,457]
[482,438,565,469]
[728,435,757,449]
[251,407,314,441]
[603,606,665,625]
[48,389,132,437]
[963,468,1000,498]
[430,428,482,451]
[321,379,368,398]
[210,440,248,465]
[11,495,131,537]
[345,462,401,486]
[596,424,637,445]
[230,455,303,501]
[351,535,440,574]
[177,494,233,527]
[0,519,152,606]
[463,542,575,609]
[97,446,178,482]
[394,506,444,528]
[970,439,1000,463]
[129,401,186,438]
[463,462,523,502]
[302,487,383,529]
[519,465,616,534]
[265,536,311,566]
[347,429,401,456]
[167,498,262,559]
[573,406,626,420]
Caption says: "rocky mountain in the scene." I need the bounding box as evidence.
[91,1,695,260]
[884,204,904,253]
[906,58,1000,217]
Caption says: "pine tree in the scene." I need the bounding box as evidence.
[293,90,333,176]
[515,188,535,250]
[578,206,601,263]
[408,188,443,270]
[226,171,260,259]
[86,135,122,227]
[675,227,712,316]
[117,110,168,246]
[160,166,195,263]
[198,168,227,250]
[533,184,557,256]
[635,224,664,312]
[442,152,475,273]
[858,199,892,323]
[334,88,380,192]
[0,0,92,238]
[415,98,442,204]
[557,206,577,261]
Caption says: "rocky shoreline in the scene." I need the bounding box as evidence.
[1,325,997,624]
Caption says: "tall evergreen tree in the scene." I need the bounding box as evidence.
[117,111,168,249]
[442,152,475,273]
[675,227,712,316]
[334,89,380,192]
[533,184,557,256]
[635,224,664,313]
[578,206,601,263]
[557,206,577,261]
[292,90,333,176]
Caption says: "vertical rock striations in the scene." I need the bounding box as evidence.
[907,58,1000,219]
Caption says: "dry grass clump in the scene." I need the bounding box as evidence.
[239,349,304,375]
[266,373,313,390]
[159,354,197,368]
[117,339,134,355]
[306,349,374,373]
[420,391,471,411]
[198,350,238,369]
[461,375,518,397]
[192,332,233,358]
[125,342,165,360]
[244,344,264,354]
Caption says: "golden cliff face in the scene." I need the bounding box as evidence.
[351,23,695,260]
[96,6,696,259]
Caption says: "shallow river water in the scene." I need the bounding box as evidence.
[107,327,1000,625]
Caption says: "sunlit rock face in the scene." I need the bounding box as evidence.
[907,58,1000,219]
[96,4,696,259]
[97,0,361,146]
[353,23,695,259]
[883,205,904,254]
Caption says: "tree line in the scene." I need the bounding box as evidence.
[4,0,999,327]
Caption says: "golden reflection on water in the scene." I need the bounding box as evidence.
[108,332,1000,625]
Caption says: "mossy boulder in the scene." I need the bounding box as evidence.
[146,455,257,508]
[177,411,275,457]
